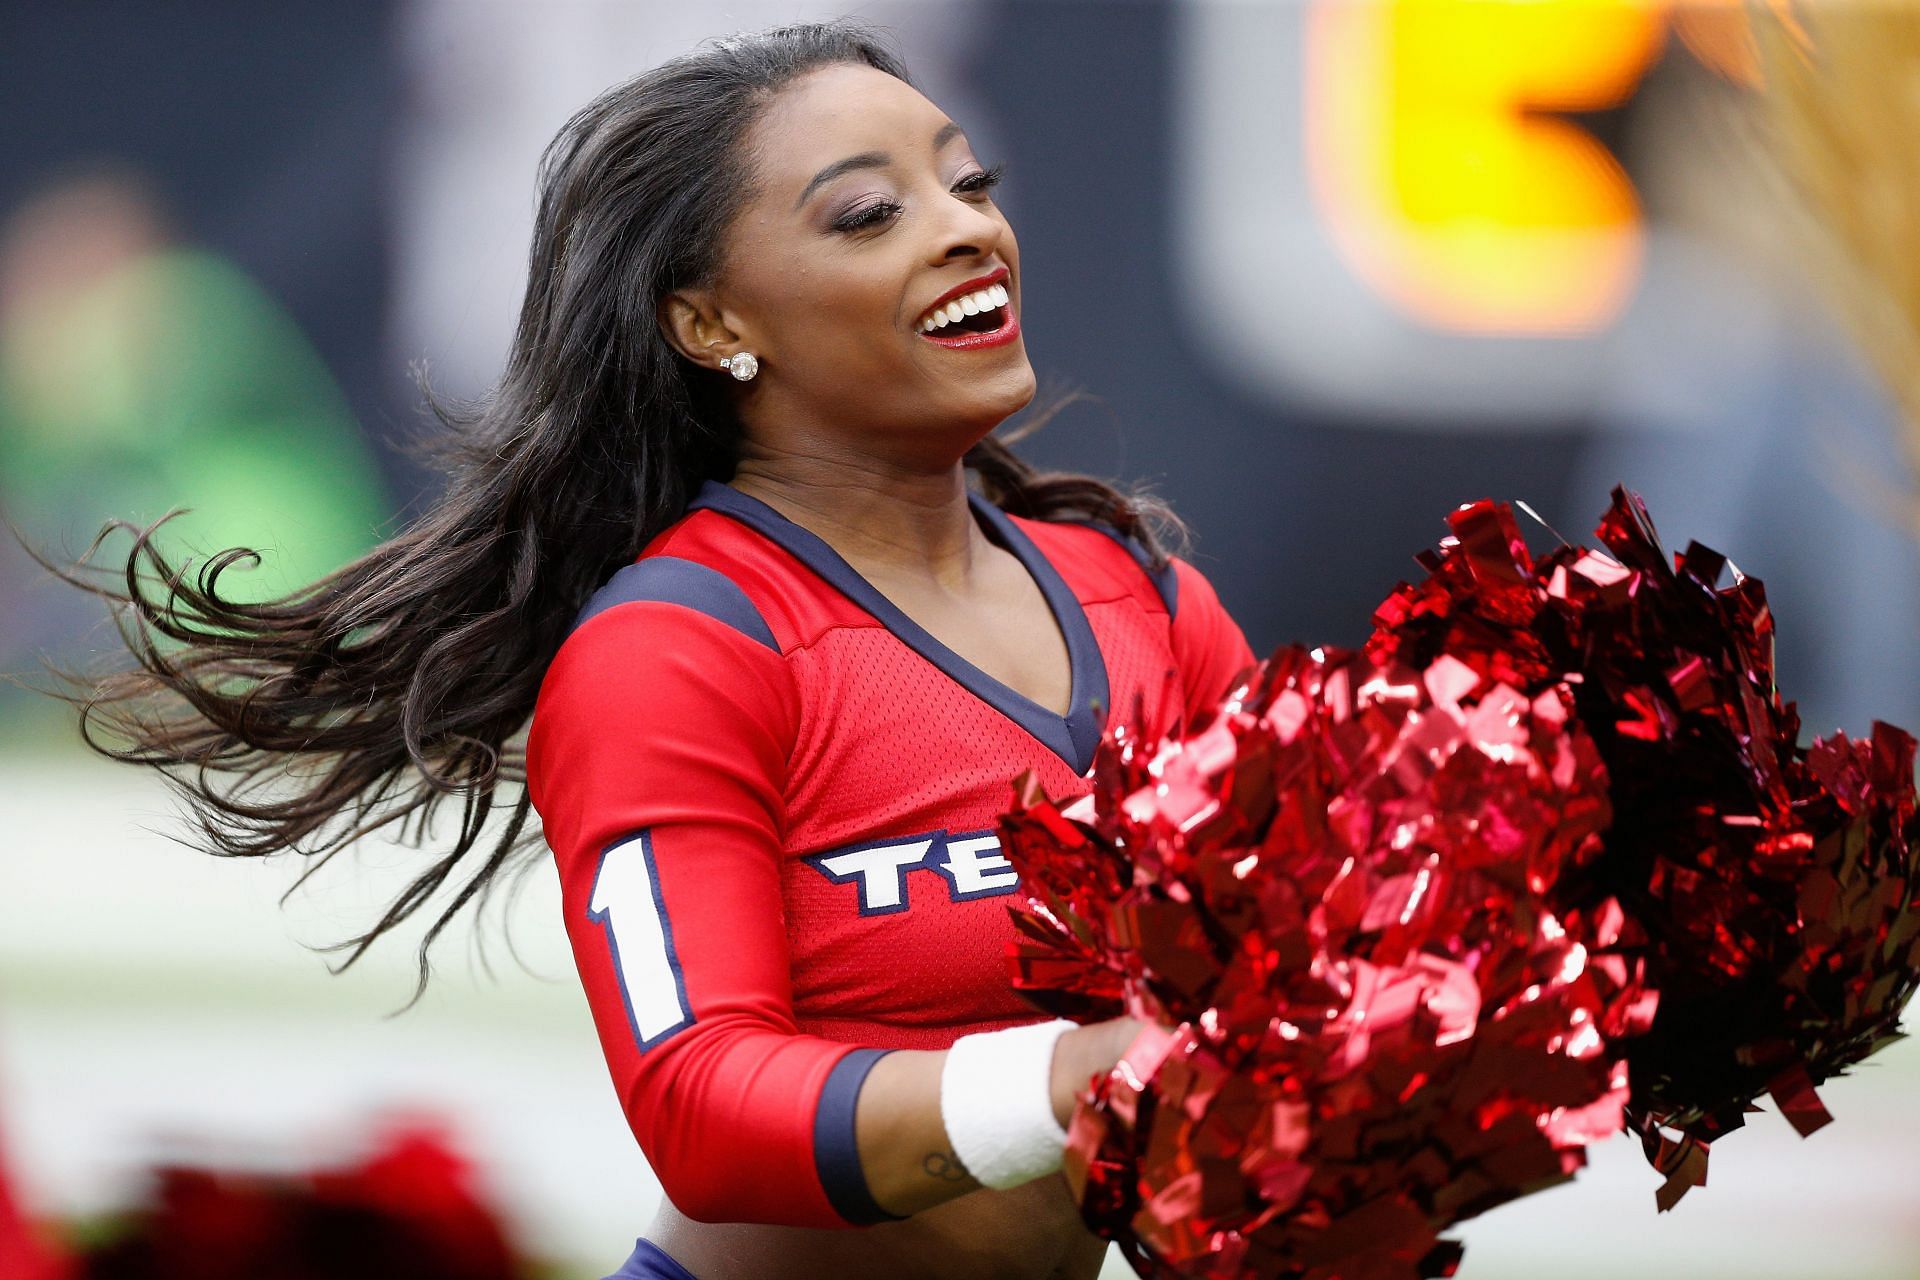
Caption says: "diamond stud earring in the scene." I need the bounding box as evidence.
[719,352,759,382]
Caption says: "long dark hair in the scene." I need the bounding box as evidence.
[55,19,1181,995]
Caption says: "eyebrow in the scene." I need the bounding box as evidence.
[793,120,970,210]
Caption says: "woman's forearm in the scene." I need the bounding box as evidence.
[853,1016,1146,1217]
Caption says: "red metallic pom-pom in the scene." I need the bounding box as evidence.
[1371,488,1920,1207]
[1000,487,1920,1274]
[1000,644,1652,1279]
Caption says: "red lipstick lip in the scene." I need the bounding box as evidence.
[916,265,1011,325]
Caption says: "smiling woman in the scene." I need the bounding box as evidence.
[52,20,1253,1280]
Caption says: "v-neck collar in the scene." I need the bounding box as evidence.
[687,479,1109,774]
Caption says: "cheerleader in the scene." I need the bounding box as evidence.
[61,22,1251,1279]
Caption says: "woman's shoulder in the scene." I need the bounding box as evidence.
[569,501,877,665]
[571,518,784,654]
[1009,510,1180,618]
[535,504,807,712]
[527,514,804,801]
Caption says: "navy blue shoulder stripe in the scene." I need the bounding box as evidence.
[1069,521,1179,619]
[813,1048,904,1224]
[571,556,779,650]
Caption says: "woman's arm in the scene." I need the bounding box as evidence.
[533,596,870,1227]
[854,1016,1146,1216]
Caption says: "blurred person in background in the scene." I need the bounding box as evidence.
[46,20,1250,1280]
[0,166,387,733]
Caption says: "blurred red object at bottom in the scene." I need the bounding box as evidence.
[77,1120,524,1280]
[0,1124,70,1280]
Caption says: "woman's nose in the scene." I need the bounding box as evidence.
[927,194,1006,265]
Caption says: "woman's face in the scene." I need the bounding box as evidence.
[682,63,1036,465]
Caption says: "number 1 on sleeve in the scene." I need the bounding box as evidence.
[588,831,694,1049]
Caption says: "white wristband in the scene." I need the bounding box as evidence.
[939,1018,1074,1189]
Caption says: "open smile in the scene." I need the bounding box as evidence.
[914,267,1020,350]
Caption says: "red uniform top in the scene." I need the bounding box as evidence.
[526,480,1253,1229]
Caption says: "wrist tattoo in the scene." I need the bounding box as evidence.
[922,1150,969,1182]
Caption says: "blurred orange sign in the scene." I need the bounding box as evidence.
[1306,0,1755,336]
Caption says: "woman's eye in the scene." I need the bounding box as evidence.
[953,163,1005,196]
[829,165,1003,235]
[833,200,902,233]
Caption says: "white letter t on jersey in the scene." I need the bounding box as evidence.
[807,835,939,915]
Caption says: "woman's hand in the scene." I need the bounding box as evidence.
[1048,1016,1147,1130]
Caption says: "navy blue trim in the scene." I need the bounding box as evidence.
[1067,519,1179,618]
[572,555,778,650]
[813,1048,904,1225]
[801,832,941,916]
[688,481,1109,773]
[587,831,694,1052]
[605,1238,700,1280]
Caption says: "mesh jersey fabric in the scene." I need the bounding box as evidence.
[526,480,1255,1229]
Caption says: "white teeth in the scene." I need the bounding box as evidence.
[918,282,1011,334]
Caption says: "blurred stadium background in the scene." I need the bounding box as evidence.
[3,2,1917,1277]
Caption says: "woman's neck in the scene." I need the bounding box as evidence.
[728,449,986,588]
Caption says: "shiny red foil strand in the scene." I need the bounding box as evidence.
[1369,488,1920,1208]
[1000,642,1652,1279]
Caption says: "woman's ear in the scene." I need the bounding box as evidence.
[658,288,741,372]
